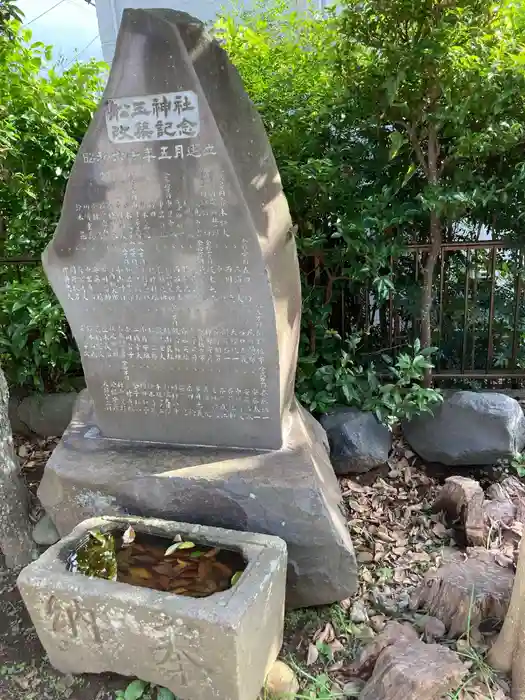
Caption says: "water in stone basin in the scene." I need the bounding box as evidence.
[67,527,247,597]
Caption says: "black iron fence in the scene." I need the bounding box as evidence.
[388,241,525,383]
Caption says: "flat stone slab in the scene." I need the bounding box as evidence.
[38,391,358,608]
[17,516,287,700]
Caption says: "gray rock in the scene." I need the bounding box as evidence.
[32,514,60,546]
[8,394,32,437]
[350,600,369,624]
[18,516,287,700]
[423,616,446,641]
[38,392,358,610]
[403,391,525,466]
[320,408,392,474]
[17,393,78,438]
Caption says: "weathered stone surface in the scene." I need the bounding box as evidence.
[348,621,419,680]
[0,368,38,569]
[350,600,369,624]
[32,514,60,547]
[411,548,514,637]
[403,391,525,465]
[421,616,446,642]
[17,393,78,438]
[320,408,391,474]
[17,516,287,700]
[8,393,32,437]
[432,476,486,546]
[484,497,516,527]
[486,476,525,526]
[38,391,358,609]
[42,8,300,451]
[359,638,467,700]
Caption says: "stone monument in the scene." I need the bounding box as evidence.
[38,8,357,607]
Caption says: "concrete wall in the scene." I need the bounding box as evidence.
[95,0,328,63]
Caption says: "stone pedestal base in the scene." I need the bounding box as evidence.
[38,392,357,608]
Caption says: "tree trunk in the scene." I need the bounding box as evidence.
[421,213,441,386]
[420,124,442,387]
[0,367,38,568]
[488,532,525,699]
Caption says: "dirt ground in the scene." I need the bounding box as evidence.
[0,552,128,700]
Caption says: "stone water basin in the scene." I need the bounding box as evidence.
[17,516,287,700]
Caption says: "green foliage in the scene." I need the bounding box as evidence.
[69,529,118,581]
[0,271,81,391]
[337,0,525,220]
[0,1,23,33]
[115,681,177,700]
[0,18,104,391]
[511,452,525,478]
[296,335,442,425]
[218,0,525,413]
[0,20,105,259]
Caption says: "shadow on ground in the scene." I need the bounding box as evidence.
[0,554,125,700]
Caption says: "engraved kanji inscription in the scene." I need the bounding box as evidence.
[45,596,101,644]
[105,91,199,143]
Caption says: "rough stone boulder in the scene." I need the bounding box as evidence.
[359,638,467,700]
[320,407,392,474]
[411,548,514,637]
[347,621,468,700]
[348,622,419,679]
[432,476,486,546]
[16,392,78,438]
[403,391,525,465]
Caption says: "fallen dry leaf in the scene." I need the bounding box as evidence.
[306,643,319,666]
[313,622,336,644]
[329,639,345,654]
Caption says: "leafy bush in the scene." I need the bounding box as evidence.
[0,20,105,260]
[219,0,525,410]
[0,18,104,391]
[296,336,442,426]
[0,272,81,391]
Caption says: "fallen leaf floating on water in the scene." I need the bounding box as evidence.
[121,525,136,547]
[129,567,152,580]
[164,544,181,557]
[72,530,246,598]
[231,571,242,586]
[165,540,195,557]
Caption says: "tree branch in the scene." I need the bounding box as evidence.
[404,122,429,178]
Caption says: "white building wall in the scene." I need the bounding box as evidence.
[95,0,326,64]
